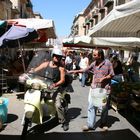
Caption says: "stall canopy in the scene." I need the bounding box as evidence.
[88,0,140,37]
[7,18,57,42]
[63,36,140,50]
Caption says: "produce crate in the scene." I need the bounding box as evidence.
[110,94,129,112]
[130,100,140,122]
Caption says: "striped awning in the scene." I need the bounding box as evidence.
[88,0,140,37]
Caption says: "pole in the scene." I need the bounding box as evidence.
[18,40,26,72]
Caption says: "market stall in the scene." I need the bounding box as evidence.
[63,35,140,122]
[110,81,140,122]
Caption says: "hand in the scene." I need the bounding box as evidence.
[28,68,35,73]
[48,83,56,90]
[95,77,104,83]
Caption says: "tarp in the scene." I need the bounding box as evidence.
[63,36,140,50]
[88,0,140,37]
[7,18,57,41]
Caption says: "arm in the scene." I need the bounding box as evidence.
[29,61,49,73]
[68,61,94,74]
[67,69,84,74]
[97,61,114,83]
[56,67,65,86]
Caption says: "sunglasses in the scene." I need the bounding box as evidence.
[53,54,62,59]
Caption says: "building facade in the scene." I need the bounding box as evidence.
[0,0,34,20]
[70,0,133,37]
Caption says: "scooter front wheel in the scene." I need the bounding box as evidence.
[21,117,30,138]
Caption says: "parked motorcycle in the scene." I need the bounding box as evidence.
[19,73,70,136]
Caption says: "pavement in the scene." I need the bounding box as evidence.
[0,79,140,140]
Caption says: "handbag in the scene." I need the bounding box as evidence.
[88,87,109,107]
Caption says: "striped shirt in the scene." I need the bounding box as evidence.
[84,59,114,89]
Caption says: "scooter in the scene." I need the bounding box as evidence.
[19,73,70,136]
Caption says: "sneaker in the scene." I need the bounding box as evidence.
[62,123,69,131]
[102,126,108,131]
[82,125,95,131]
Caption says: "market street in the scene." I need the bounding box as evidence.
[0,79,140,140]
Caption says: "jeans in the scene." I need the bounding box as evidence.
[112,74,124,82]
[87,88,109,128]
[81,72,88,87]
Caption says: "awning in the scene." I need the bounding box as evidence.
[88,0,140,37]
[7,18,57,41]
[63,36,140,50]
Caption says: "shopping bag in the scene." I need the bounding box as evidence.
[88,88,109,107]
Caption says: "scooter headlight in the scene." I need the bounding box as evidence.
[31,83,41,90]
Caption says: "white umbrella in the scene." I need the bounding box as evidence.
[7,18,57,40]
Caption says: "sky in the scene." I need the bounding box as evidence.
[31,0,91,37]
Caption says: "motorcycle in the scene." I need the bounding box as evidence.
[19,73,70,136]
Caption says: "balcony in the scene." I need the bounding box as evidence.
[92,13,98,18]
[83,23,86,28]
[85,19,90,25]
[12,6,20,14]
[103,0,114,7]
[99,7,106,13]
[26,1,33,8]
[89,18,93,22]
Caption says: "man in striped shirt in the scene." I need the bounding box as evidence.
[69,48,114,131]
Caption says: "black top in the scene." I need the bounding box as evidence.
[45,65,60,83]
[114,60,123,75]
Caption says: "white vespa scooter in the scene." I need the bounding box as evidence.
[19,73,69,136]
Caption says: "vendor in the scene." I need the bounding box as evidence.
[128,55,140,82]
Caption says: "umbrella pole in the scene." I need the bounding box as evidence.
[18,40,26,72]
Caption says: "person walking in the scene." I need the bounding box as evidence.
[79,51,89,87]
[68,48,114,131]
[65,51,73,71]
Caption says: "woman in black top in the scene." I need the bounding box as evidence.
[111,55,124,82]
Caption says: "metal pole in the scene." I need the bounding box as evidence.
[114,0,117,7]
[18,40,26,72]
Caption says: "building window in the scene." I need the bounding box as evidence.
[99,8,106,20]
[103,0,114,7]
